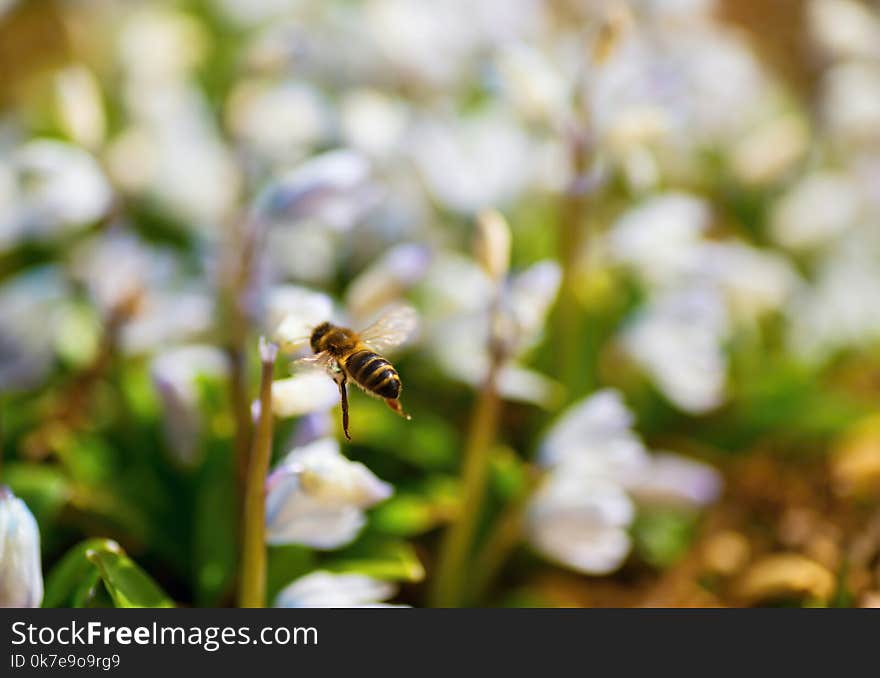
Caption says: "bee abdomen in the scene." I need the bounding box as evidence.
[345,350,401,400]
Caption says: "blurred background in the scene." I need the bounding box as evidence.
[2,0,880,608]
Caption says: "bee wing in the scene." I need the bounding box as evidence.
[359,304,418,354]
[291,351,337,374]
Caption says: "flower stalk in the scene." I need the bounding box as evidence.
[238,337,277,608]
[432,211,511,607]
[430,355,503,607]
[223,211,262,509]
[553,130,594,399]
[469,470,540,602]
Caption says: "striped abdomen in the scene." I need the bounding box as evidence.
[344,348,401,400]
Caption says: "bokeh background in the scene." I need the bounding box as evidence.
[2,0,880,608]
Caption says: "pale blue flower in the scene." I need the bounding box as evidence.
[255,149,378,230]
[0,487,43,608]
[151,345,229,466]
[622,286,729,414]
[266,438,392,549]
[275,571,403,608]
[527,389,722,574]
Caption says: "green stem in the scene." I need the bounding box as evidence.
[225,212,259,513]
[228,343,252,504]
[238,337,276,608]
[430,359,502,607]
[553,132,593,400]
[469,471,540,603]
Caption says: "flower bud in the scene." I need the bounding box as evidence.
[0,487,44,608]
[592,4,632,65]
[473,209,511,282]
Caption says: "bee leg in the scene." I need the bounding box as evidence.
[385,398,412,421]
[335,373,351,440]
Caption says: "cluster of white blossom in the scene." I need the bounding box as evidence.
[526,389,721,574]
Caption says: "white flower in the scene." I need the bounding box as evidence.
[591,19,767,152]
[410,110,535,213]
[151,345,228,466]
[270,374,340,419]
[423,255,561,406]
[118,6,207,84]
[255,149,379,230]
[340,89,409,160]
[264,223,338,286]
[0,487,43,608]
[275,571,402,608]
[0,266,67,392]
[730,115,810,186]
[608,193,711,289]
[702,243,799,321]
[289,411,335,449]
[499,261,562,353]
[526,389,722,575]
[362,0,539,87]
[526,473,635,575]
[539,389,649,472]
[120,289,214,355]
[770,172,862,251]
[430,320,561,408]
[70,231,214,353]
[621,286,728,413]
[227,79,331,162]
[267,284,334,349]
[2,140,112,242]
[494,43,570,123]
[345,243,432,323]
[786,227,880,361]
[363,0,480,87]
[610,193,798,321]
[809,0,880,62]
[420,253,495,316]
[70,231,157,314]
[822,62,880,147]
[110,13,240,231]
[112,84,241,229]
[624,452,722,508]
[266,438,392,549]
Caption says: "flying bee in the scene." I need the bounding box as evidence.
[295,305,417,440]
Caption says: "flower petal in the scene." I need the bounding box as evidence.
[274,571,398,608]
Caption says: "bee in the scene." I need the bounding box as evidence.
[296,305,417,440]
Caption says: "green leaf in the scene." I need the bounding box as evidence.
[86,543,175,608]
[325,540,425,583]
[44,539,112,608]
[632,509,699,569]
[489,447,528,500]
[267,545,315,605]
[193,445,237,606]
[371,476,458,537]
[72,570,113,608]
[43,538,174,608]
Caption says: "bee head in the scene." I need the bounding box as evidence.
[310,322,333,353]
